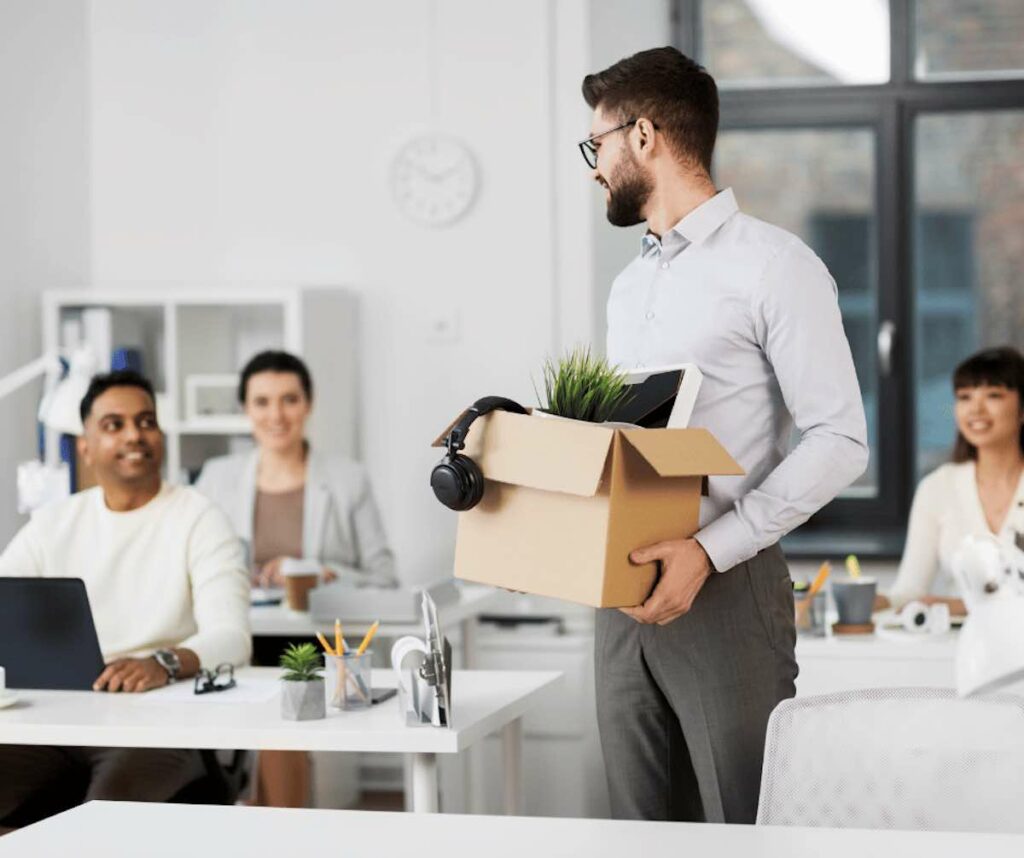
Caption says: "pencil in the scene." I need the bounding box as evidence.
[356,620,380,656]
[845,554,862,580]
[335,618,343,655]
[316,631,337,657]
[808,561,831,597]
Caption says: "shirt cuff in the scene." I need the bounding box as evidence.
[694,512,759,574]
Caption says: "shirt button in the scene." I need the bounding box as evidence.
[661,262,669,270]
[645,311,655,321]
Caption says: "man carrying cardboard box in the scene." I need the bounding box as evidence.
[579,47,868,824]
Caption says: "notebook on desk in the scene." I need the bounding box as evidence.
[0,577,106,690]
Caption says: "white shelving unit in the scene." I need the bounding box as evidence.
[42,287,358,481]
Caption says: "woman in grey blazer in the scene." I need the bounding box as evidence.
[194,350,396,808]
[195,351,396,590]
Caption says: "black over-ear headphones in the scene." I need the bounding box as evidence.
[431,396,528,511]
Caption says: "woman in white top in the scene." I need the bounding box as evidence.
[882,347,1024,614]
[195,350,395,808]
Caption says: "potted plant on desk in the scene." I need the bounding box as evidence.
[279,642,326,721]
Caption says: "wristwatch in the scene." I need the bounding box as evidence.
[153,648,182,683]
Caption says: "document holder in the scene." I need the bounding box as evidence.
[390,592,452,727]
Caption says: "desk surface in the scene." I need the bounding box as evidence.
[0,668,560,754]
[250,583,504,637]
[6,802,1022,858]
[796,630,959,661]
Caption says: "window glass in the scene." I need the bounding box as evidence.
[701,0,890,88]
[914,0,1024,81]
[913,110,1024,476]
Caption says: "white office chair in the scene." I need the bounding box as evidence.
[756,687,1024,833]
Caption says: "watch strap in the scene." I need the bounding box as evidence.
[153,648,181,683]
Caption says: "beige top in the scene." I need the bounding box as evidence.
[253,487,304,569]
[195,450,397,587]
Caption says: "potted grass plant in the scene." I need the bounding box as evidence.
[279,642,326,721]
[535,346,633,424]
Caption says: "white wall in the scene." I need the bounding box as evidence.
[588,0,673,354]
[85,0,594,584]
[0,1,89,543]
[0,1,672,578]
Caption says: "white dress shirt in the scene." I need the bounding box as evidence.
[0,482,252,666]
[606,188,869,572]
[889,461,1024,609]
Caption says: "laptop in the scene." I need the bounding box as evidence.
[0,578,106,690]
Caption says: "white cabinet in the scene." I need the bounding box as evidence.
[42,287,357,478]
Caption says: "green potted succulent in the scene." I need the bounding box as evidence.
[535,346,632,423]
[279,642,326,721]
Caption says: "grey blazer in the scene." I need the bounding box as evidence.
[194,449,397,588]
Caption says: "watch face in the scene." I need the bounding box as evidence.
[155,649,180,674]
[390,134,478,227]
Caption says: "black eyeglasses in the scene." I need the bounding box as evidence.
[577,119,658,169]
[194,663,236,695]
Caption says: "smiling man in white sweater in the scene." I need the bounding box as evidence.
[0,370,251,828]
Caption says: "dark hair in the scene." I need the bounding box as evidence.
[79,370,156,423]
[951,346,1024,462]
[582,46,719,172]
[238,350,313,404]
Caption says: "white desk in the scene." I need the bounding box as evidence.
[0,668,560,813]
[795,631,957,696]
[6,801,1023,857]
[249,583,504,641]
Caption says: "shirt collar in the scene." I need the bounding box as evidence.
[672,187,738,246]
[641,187,739,258]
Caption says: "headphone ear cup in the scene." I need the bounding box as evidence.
[431,453,486,511]
[460,456,485,510]
[431,456,465,511]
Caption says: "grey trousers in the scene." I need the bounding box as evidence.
[595,543,797,824]
[0,745,205,823]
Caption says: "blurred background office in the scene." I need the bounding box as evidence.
[3,0,1024,567]
[1,0,1023,818]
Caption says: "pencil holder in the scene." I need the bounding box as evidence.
[325,651,372,711]
[794,590,827,637]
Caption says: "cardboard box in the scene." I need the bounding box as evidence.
[433,410,743,608]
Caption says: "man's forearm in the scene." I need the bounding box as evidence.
[697,429,868,573]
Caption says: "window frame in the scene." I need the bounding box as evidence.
[672,0,1024,555]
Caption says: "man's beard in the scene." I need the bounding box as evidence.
[605,150,652,227]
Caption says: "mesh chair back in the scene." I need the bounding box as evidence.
[757,687,1024,832]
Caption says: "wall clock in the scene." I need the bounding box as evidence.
[390,134,479,227]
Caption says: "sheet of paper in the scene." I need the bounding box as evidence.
[132,677,281,705]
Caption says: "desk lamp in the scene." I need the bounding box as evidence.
[0,346,97,511]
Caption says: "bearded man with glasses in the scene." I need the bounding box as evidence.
[580,47,868,825]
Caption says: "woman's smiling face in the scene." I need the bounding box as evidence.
[954,383,1023,452]
[244,371,312,454]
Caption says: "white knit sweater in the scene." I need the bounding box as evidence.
[0,482,251,666]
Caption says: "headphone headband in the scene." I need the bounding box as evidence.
[447,396,527,453]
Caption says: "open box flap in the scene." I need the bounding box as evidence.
[619,428,744,477]
[432,410,615,498]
